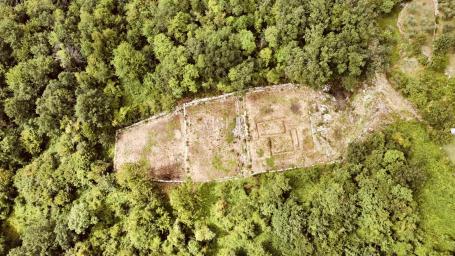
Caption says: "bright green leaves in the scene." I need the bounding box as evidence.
[224,60,254,92]
[36,72,76,135]
[75,88,113,129]
[68,202,98,235]
[20,125,43,156]
[150,33,200,100]
[170,182,202,225]
[264,26,279,49]
[237,29,255,54]
[194,223,215,242]
[5,56,54,101]
[390,70,455,143]
[4,56,55,124]
[112,42,147,82]
[152,33,174,60]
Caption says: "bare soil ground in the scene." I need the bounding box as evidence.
[115,74,419,182]
[185,97,245,182]
[335,74,419,144]
[245,85,332,174]
[115,110,186,181]
[397,57,424,75]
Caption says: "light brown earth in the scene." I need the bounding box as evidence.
[114,111,186,181]
[185,97,246,182]
[114,74,418,182]
[245,85,332,175]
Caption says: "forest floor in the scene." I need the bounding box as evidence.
[115,74,418,182]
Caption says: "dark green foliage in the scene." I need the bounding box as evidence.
[36,72,76,136]
[0,0,401,152]
[0,0,454,255]
[4,56,55,125]
[148,122,452,255]
[0,169,14,220]
[440,0,455,19]
[389,70,455,143]
[429,33,455,72]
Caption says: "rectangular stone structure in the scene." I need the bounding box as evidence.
[245,86,327,174]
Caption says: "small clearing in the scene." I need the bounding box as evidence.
[396,0,436,72]
[397,0,436,43]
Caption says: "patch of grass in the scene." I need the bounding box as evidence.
[211,155,224,172]
[225,118,236,144]
[211,154,237,174]
[259,105,273,115]
[265,157,275,169]
[138,131,156,167]
[256,148,264,157]
[143,132,156,154]
[378,5,402,65]
[165,117,180,140]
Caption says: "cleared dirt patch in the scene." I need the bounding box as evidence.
[115,110,186,181]
[245,85,332,174]
[397,57,424,74]
[186,97,246,182]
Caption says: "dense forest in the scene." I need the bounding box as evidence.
[0,0,454,255]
